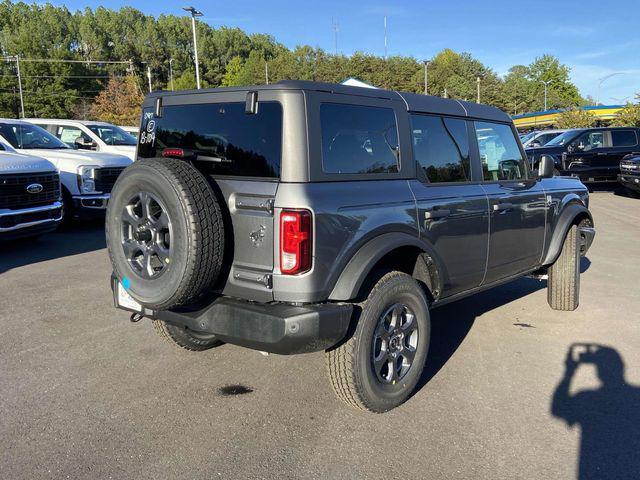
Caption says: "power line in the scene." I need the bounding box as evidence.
[1,57,133,65]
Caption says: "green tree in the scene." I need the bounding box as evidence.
[616,103,640,127]
[555,108,596,129]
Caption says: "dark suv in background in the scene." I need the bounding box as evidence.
[526,127,640,183]
[105,81,595,412]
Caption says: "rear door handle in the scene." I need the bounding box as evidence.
[424,208,451,220]
[493,202,515,212]
[597,152,607,156]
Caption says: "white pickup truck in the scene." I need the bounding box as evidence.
[0,140,62,240]
[26,119,137,161]
[0,119,131,221]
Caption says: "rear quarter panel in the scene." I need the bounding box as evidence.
[272,180,418,303]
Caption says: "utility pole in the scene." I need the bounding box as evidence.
[147,65,152,93]
[265,61,269,85]
[423,60,430,95]
[15,55,25,118]
[443,88,447,98]
[540,79,552,111]
[183,6,203,89]
[169,58,174,90]
[476,76,481,103]
[332,18,339,55]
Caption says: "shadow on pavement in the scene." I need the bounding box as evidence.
[416,277,546,391]
[551,344,640,479]
[0,222,106,274]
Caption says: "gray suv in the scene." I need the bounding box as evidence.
[106,81,595,412]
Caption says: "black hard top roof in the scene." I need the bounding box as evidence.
[148,80,511,123]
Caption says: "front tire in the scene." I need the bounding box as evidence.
[326,271,430,413]
[548,224,580,311]
[152,320,223,351]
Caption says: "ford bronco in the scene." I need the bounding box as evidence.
[106,81,595,412]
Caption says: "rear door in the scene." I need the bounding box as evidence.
[609,129,640,166]
[473,120,547,284]
[409,114,489,296]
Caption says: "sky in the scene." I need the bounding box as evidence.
[44,0,639,104]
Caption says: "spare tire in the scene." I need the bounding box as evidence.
[106,158,224,310]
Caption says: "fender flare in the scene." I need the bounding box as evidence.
[542,203,593,266]
[328,232,445,301]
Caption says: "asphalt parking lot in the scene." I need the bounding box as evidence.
[1,190,639,479]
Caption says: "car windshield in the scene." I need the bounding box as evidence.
[520,132,536,143]
[0,122,69,150]
[87,124,137,146]
[546,130,580,146]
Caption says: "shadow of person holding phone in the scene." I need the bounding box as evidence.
[551,344,640,479]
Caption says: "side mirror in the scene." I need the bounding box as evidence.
[75,137,97,150]
[530,140,541,147]
[538,154,555,179]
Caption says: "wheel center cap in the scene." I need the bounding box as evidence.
[389,333,403,354]
[134,228,152,242]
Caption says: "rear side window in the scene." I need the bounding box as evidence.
[475,121,527,181]
[411,115,470,183]
[320,103,399,174]
[611,130,638,147]
[138,102,282,178]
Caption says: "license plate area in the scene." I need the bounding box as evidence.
[115,281,143,312]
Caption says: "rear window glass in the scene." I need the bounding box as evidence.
[138,102,282,178]
[320,103,399,174]
[611,130,637,147]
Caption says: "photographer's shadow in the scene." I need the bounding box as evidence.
[551,344,640,479]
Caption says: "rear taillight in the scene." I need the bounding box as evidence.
[280,209,312,275]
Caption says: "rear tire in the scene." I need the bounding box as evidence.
[152,320,223,351]
[625,187,640,199]
[548,224,580,311]
[326,271,430,413]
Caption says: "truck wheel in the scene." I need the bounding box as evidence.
[106,158,225,310]
[152,320,223,351]
[548,224,580,311]
[326,271,430,413]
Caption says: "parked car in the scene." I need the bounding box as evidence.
[618,153,640,197]
[105,81,595,413]
[521,129,566,148]
[26,119,137,161]
[119,126,139,137]
[526,127,640,183]
[0,140,62,240]
[0,119,131,221]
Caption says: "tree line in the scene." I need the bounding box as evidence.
[0,1,638,127]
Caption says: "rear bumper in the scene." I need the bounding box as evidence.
[0,201,62,237]
[110,276,353,355]
[618,173,640,192]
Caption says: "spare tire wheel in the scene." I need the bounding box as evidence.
[106,158,224,310]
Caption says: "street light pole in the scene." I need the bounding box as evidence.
[183,6,203,89]
[596,72,624,106]
[476,76,481,103]
[423,60,430,95]
[540,80,552,111]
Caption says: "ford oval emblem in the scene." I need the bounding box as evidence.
[26,183,43,194]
